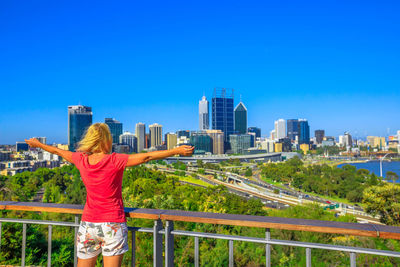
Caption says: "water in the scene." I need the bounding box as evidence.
[338,161,400,183]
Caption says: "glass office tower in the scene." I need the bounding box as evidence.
[105,118,123,144]
[234,102,247,134]
[68,105,92,151]
[190,131,212,154]
[298,119,310,144]
[212,88,234,149]
[287,119,299,141]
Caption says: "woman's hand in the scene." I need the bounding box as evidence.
[25,138,42,148]
[174,145,194,156]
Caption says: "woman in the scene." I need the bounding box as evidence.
[25,123,194,267]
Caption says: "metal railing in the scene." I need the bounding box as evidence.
[1,201,400,266]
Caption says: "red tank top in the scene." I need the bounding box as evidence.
[72,152,129,222]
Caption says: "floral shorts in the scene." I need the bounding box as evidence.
[77,221,129,259]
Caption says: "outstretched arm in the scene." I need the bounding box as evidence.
[25,138,73,163]
[126,145,194,167]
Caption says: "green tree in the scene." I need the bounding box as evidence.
[244,168,252,177]
[363,184,400,225]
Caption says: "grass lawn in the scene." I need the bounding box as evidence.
[175,175,214,188]
[261,176,361,206]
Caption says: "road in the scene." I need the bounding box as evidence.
[153,164,381,224]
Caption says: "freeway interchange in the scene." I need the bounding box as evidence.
[153,164,380,224]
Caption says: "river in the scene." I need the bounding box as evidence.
[337,161,400,182]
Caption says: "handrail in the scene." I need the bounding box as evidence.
[1,201,400,240]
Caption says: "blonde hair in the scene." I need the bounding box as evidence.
[77,123,112,154]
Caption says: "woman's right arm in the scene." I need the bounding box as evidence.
[25,138,73,163]
[126,145,194,167]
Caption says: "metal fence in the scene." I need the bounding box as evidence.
[1,201,400,266]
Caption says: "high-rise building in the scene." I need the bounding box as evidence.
[206,130,224,154]
[135,123,146,152]
[149,123,163,148]
[33,137,47,145]
[145,133,150,149]
[68,105,92,151]
[287,119,299,141]
[270,129,276,140]
[367,136,386,149]
[247,127,261,138]
[298,119,310,144]
[119,132,137,153]
[315,130,325,144]
[166,133,178,150]
[229,134,251,154]
[344,132,352,148]
[105,118,123,144]
[212,88,234,145]
[199,95,209,131]
[176,130,190,138]
[248,132,256,147]
[234,102,247,134]
[274,119,286,140]
[16,142,29,152]
[190,132,212,154]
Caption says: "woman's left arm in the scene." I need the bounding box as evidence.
[25,138,73,163]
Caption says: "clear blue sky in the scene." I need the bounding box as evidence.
[0,0,399,144]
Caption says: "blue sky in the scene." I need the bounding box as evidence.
[0,0,399,144]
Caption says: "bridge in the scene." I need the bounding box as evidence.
[1,201,400,266]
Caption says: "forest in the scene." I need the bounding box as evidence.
[0,163,399,266]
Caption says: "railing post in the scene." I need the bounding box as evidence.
[229,240,234,267]
[48,225,52,267]
[265,228,271,267]
[306,248,311,267]
[165,220,174,267]
[21,223,26,267]
[194,236,199,267]
[74,215,79,267]
[0,222,2,253]
[350,252,356,267]
[153,219,163,267]
[131,229,136,267]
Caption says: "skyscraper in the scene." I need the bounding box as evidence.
[206,130,224,154]
[176,130,190,138]
[149,123,163,148]
[274,119,286,140]
[119,132,137,153]
[247,127,261,138]
[315,130,325,144]
[166,133,178,150]
[105,118,123,144]
[135,123,146,152]
[68,105,92,151]
[229,134,251,154]
[298,119,310,144]
[234,101,247,134]
[212,88,234,146]
[199,95,209,131]
[190,131,212,154]
[287,119,299,142]
[33,137,47,145]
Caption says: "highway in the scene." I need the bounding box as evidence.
[153,164,381,224]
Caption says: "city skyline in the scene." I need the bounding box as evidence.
[1,96,399,145]
[1,1,399,144]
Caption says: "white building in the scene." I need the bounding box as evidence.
[149,123,163,148]
[274,119,286,140]
[199,95,209,131]
[135,123,146,153]
[120,131,137,153]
